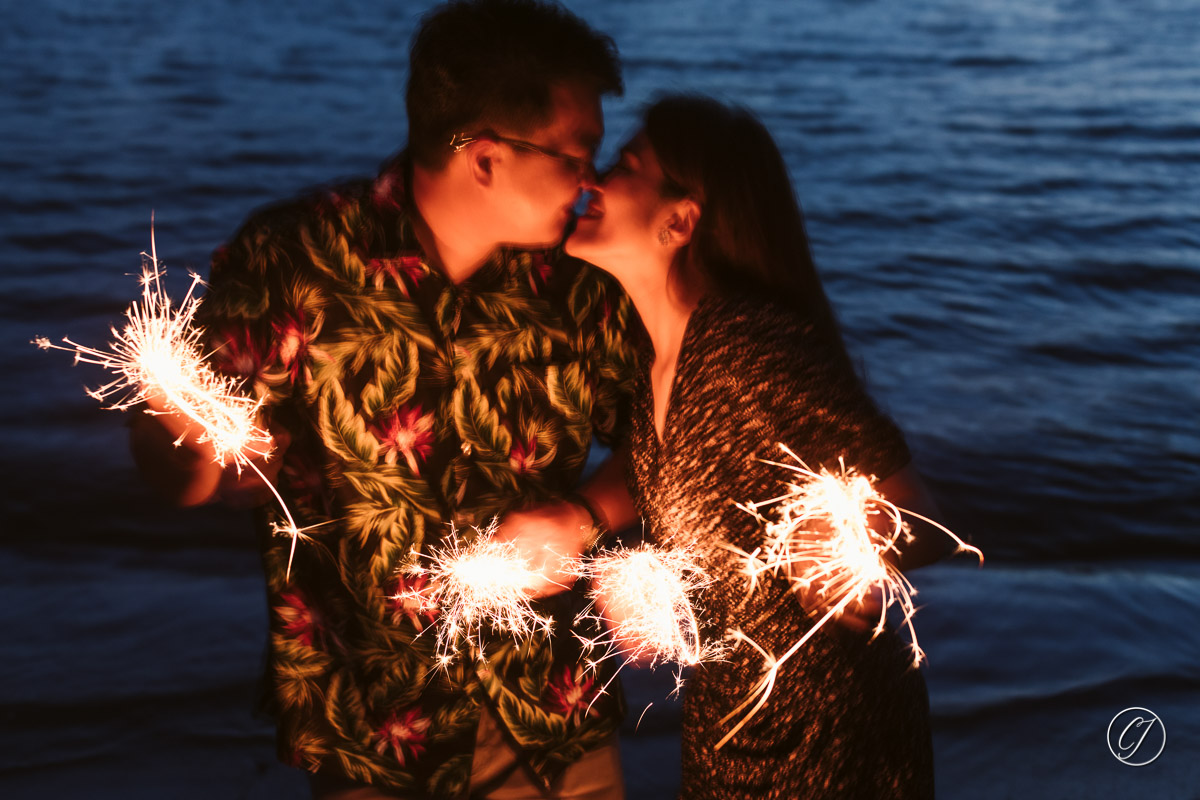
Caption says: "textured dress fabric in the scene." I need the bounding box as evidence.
[626,294,935,799]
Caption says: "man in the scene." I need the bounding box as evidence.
[129,2,637,797]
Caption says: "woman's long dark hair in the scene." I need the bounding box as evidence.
[644,94,846,346]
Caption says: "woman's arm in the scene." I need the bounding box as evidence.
[875,462,959,572]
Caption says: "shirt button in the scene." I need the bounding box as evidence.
[460,442,473,456]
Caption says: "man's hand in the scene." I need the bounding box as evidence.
[494,501,596,598]
[129,387,287,508]
[216,427,291,508]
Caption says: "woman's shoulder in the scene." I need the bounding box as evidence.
[690,293,823,357]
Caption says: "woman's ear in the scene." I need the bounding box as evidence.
[664,197,702,247]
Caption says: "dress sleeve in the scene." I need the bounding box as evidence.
[737,302,911,483]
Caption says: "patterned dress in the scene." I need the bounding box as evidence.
[626,294,935,799]
[195,153,637,797]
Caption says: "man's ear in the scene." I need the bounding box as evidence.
[465,140,500,187]
[664,197,702,247]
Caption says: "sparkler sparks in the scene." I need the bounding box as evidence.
[35,230,271,467]
[35,225,309,575]
[396,522,558,667]
[580,543,714,671]
[569,542,721,712]
[715,444,982,750]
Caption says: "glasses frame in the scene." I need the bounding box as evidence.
[449,131,593,179]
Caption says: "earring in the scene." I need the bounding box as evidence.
[658,228,670,245]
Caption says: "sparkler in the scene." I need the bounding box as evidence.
[34,224,309,575]
[569,542,721,712]
[396,522,559,668]
[579,543,714,671]
[714,444,982,750]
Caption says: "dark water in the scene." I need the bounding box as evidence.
[2,1,1198,798]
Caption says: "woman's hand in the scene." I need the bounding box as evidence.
[788,559,886,634]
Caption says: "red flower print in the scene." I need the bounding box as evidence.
[373,707,431,767]
[280,455,326,514]
[598,296,612,331]
[387,573,440,631]
[508,436,538,474]
[373,404,435,474]
[544,665,599,723]
[270,312,313,383]
[275,590,324,649]
[210,324,267,383]
[365,255,425,295]
[527,252,553,295]
[320,189,355,215]
[372,171,404,211]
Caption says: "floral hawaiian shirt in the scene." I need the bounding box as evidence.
[196,153,638,797]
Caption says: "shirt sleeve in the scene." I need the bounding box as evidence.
[194,203,310,414]
[578,265,639,450]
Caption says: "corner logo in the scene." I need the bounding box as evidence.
[1107,707,1165,766]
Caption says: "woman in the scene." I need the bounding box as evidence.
[566,95,950,798]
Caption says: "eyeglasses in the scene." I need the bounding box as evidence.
[450,131,593,179]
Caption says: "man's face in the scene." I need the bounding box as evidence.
[491,81,603,247]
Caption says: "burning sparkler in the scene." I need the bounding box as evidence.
[567,542,721,712]
[396,522,560,668]
[715,444,982,749]
[34,224,310,574]
[579,543,714,671]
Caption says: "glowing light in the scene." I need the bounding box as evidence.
[581,543,713,669]
[715,444,982,750]
[35,224,309,575]
[396,522,558,666]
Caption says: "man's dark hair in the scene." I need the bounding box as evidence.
[406,0,622,168]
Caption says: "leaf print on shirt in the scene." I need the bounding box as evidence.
[365,255,425,295]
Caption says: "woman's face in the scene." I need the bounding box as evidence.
[565,132,673,277]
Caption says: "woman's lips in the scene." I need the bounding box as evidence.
[579,202,604,220]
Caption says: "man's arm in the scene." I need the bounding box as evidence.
[568,442,638,538]
[128,392,224,507]
[495,445,638,597]
[128,390,286,508]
